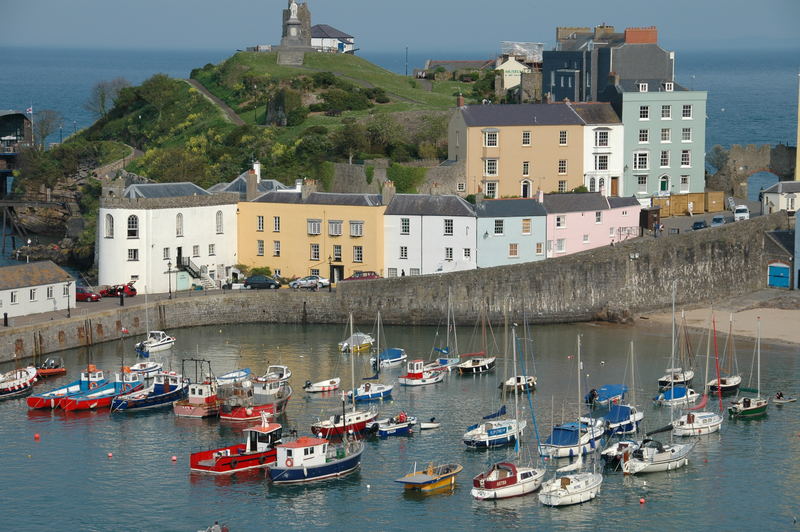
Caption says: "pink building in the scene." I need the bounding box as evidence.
[539,191,641,258]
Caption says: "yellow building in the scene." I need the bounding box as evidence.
[448,103,589,198]
[237,181,388,281]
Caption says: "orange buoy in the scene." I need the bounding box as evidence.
[34,433,40,441]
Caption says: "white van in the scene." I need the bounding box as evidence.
[733,205,750,221]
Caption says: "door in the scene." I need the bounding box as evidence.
[768,263,790,288]
[611,176,619,196]
[176,246,183,266]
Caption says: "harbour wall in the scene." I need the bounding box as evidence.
[1,212,789,363]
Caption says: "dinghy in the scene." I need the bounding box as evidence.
[303,378,340,393]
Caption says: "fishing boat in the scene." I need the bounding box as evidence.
[729,317,768,418]
[217,368,252,384]
[268,436,364,484]
[338,332,374,353]
[130,360,163,378]
[395,463,463,492]
[621,438,694,474]
[367,411,417,437]
[218,378,292,422]
[654,385,699,406]
[656,311,695,389]
[585,384,627,407]
[173,359,221,418]
[190,415,283,475]
[0,366,38,400]
[499,375,537,392]
[111,371,189,412]
[134,330,175,356]
[707,314,742,396]
[35,357,66,378]
[27,365,107,409]
[370,348,407,369]
[303,377,341,393]
[60,369,143,412]
[463,405,527,449]
[398,359,445,386]
[256,365,291,383]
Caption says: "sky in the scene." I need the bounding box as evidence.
[3,0,800,54]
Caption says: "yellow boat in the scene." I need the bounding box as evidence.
[394,463,463,492]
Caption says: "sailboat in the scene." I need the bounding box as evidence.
[471,324,545,500]
[600,342,644,435]
[656,310,695,389]
[348,311,393,401]
[728,317,769,418]
[135,293,175,356]
[456,304,497,375]
[538,335,603,507]
[707,314,742,396]
[425,288,461,372]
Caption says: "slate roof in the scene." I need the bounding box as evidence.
[0,110,29,119]
[311,24,353,40]
[542,192,611,214]
[608,196,642,208]
[474,198,546,218]
[123,182,209,199]
[207,173,290,199]
[569,103,620,124]
[556,31,625,51]
[0,261,72,291]
[616,79,688,93]
[762,181,800,194]
[254,191,382,206]
[385,194,475,216]
[460,103,584,127]
[765,230,795,255]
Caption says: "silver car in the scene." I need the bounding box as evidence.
[289,275,330,289]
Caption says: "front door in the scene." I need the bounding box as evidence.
[611,176,619,196]
[176,246,183,266]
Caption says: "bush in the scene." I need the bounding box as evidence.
[322,88,372,112]
[308,103,325,112]
[375,95,390,104]
[312,71,336,88]
[386,163,427,193]
[365,165,374,184]
[286,106,308,126]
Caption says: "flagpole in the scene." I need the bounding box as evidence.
[27,104,35,148]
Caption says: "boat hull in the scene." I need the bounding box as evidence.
[219,395,290,422]
[111,385,188,412]
[728,398,768,418]
[61,381,144,412]
[457,358,496,374]
[269,448,362,484]
[311,411,378,437]
[398,372,444,386]
[0,367,38,400]
[471,465,545,500]
[191,445,276,475]
[673,412,723,436]
[538,472,603,507]
[396,464,463,492]
[174,400,221,418]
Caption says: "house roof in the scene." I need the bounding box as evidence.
[765,231,795,255]
[542,192,611,213]
[608,196,642,208]
[615,79,688,93]
[0,261,72,291]
[424,59,495,72]
[254,191,382,206]
[385,194,475,216]
[460,103,585,127]
[569,103,620,124]
[475,198,546,218]
[0,110,30,120]
[311,24,353,40]
[207,172,290,198]
[762,181,800,194]
[123,182,210,199]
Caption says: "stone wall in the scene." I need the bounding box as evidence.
[1,213,788,363]
[708,144,797,197]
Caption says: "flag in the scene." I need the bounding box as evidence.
[26,107,33,114]
[121,327,129,334]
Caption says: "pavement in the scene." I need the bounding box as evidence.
[657,194,762,236]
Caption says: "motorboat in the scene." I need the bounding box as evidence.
[134,331,175,356]
[398,359,445,386]
[256,365,291,383]
[35,357,66,378]
[60,370,144,412]
[0,366,38,400]
[367,412,417,437]
[395,463,463,492]
[191,417,282,475]
[218,378,292,422]
[303,378,340,393]
[27,365,107,409]
[111,371,188,412]
[269,437,364,484]
[338,332,374,353]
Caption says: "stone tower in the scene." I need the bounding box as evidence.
[276,0,314,65]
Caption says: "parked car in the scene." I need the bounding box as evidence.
[342,271,382,281]
[99,281,137,298]
[691,220,708,231]
[244,275,281,290]
[710,214,726,227]
[289,275,330,289]
[76,286,101,302]
[733,205,750,221]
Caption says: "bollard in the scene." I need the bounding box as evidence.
[3,312,7,327]
[119,293,124,306]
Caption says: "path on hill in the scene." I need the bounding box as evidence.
[93,144,144,179]
[185,79,245,126]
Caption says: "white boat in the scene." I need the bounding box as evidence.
[419,417,441,430]
[425,288,461,372]
[539,417,605,458]
[774,396,796,405]
[303,377,340,393]
[135,330,175,355]
[657,367,695,389]
[257,365,291,383]
[338,332,374,353]
[622,438,694,474]
[130,360,163,378]
[654,386,700,406]
[463,418,526,448]
[367,412,417,437]
[0,366,38,399]
[216,368,252,384]
[370,348,407,369]
[347,381,393,401]
[729,318,769,418]
[657,310,696,389]
[398,359,445,386]
[673,411,723,436]
[707,314,742,396]
[500,375,537,392]
[457,353,496,374]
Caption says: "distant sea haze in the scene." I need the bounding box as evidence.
[1,46,797,149]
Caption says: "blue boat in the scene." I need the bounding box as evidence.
[269,437,364,484]
[654,385,700,406]
[601,404,644,434]
[111,371,189,412]
[585,384,628,406]
[367,413,417,437]
[539,418,605,458]
[27,366,108,409]
[347,381,393,402]
[370,348,407,369]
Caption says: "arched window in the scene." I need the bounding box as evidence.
[589,177,596,192]
[127,215,138,238]
[521,180,531,198]
[216,210,223,234]
[659,175,669,192]
[105,214,114,238]
[176,213,184,237]
[598,178,605,193]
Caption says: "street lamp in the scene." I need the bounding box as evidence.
[167,261,172,299]
[327,256,332,292]
[66,281,72,318]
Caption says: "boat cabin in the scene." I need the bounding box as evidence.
[254,379,287,397]
[242,423,282,453]
[276,437,329,468]
[262,365,290,381]
[188,382,217,404]
[80,366,105,386]
[146,331,170,342]
[153,372,182,394]
[117,369,142,386]
[404,360,425,378]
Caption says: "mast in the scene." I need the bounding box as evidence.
[503,299,509,397]
[756,317,761,399]
[512,324,519,456]
[630,341,636,407]
[669,281,676,429]
[712,315,723,410]
[376,310,381,375]
[703,311,712,395]
[349,312,356,411]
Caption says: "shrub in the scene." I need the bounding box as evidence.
[375,95,390,104]
[365,165,374,184]
[312,71,336,88]
[286,106,309,126]
[386,163,426,193]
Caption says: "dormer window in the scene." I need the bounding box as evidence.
[665,82,674,92]
[638,83,648,93]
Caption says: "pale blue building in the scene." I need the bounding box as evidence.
[475,199,548,268]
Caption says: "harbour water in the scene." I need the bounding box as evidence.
[1,320,798,530]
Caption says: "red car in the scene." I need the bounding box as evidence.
[342,271,382,281]
[76,286,102,302]
[99,281,137,298]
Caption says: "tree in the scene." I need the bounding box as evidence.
[138,73,175,121]
[32,110,63,149]
[85,77,131,119]
[366,114,399,153]
[332,122,368,164]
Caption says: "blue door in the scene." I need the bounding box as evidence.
[768,264,790,288]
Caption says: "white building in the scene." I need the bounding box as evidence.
[0,261,75,318]
[495,57,532,89]
[311,24,355,53]
[762,180,800,215]
[383,194,476,277]
[577,106,624,196]
[97,182,239,295]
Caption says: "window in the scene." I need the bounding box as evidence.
[47,286,54,299]
[535,242,543,255]
[310,269,320,276]
[583,234,590,243]
[273,216,280,232]
[353,246,363,263]
[622,210,628,216]
[30,288,37,301]
[558,159,567,174]
[163,247,170,260]
[556,215,566,228]
[559,130,568,145]
[457,182,466,192]
[215,210,223,234]
[273,241,281,257]
[595,130,608,147]
[63,284,69,296]
[599,177,605,191]
[682,104,693,119]
[638,129,649,143]
[329,220,343,236]
[681,150,691,167]
[307,219,321,235]
[589,177,596,191]
[522,218,531,234]
[680,175,690,193]
[556,239,566,253]
[660,150,670,168]
[443,219,454,235]
[333,244,341,261]
[388,268,397,277]
[633,152,649,170]
[521,180,531,198]
[681,128,692,142]
[661,105,671,119]
[665,82,674,92]
[463,248,471,259]
[310,243,320,261]
[547,240,552,253]
[639,105,649,120]
[127,249,139,261]
[595,154,608,171]
[257,240,264,256]
[400,218,410,235]
[484,131,498,147]
[558,180,567,193]
[485,181,498,198]
[637,175,648,193]
[176,213,183,237]
[105,214,114,238]
[410,268,420,276]
[10,291,17,304]
[444,247,453,261]
[522,161,529,176]
[350,221,364,237]
[508,243,519,257]
[400,246,408,259]
[638,82,648,92]
[595,211,602,223]
[522,131,531,146]
[192,245,199,257]
[661,128,671,143]
[127,215,139,238]
[257,216,264,232]
[494,219,504,235]
[484,159,498,176]
[609,226,615,237]
[208,244,215,256]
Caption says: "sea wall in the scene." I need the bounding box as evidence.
[1,213,789,363]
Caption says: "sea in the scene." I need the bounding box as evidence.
[1,320,798,531]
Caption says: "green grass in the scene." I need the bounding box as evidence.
[96,141,131,165]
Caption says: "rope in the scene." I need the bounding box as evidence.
[518,334,546,469]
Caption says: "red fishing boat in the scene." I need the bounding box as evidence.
[219,378,292,422]
[190,416,283,474]
[174,359,221,418]
[27,365,107,409]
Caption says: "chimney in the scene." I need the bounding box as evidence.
[294,178,303,191]
[253,160,261,183]
[594,24,616,40]
[301,178,317,200]
[246,169,258,201]
[543,92,552,104]
[537,189,544,203]
[608,72,620,87]
[624,26,658,44]
[474,192,484,204]
[456,93,465,107]
[382,180,396,205]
